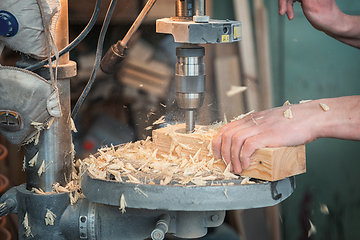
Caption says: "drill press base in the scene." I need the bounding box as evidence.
[81,171,295,211]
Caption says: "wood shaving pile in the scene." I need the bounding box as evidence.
[80,120,259,187]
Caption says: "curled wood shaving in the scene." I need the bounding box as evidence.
[22,156,26,171]
[127,174,141,184]
[283,100,291,106]
[70,118,78,133]
[308,220,317,237]
[232,110,255,121]
[28,152,39,167]
[153,116,166,125]
[23,212,33,237]
[46,117,55,129]
[45,209,56,226]
[38,160,45,177]
[241,177,256,185]
[52,183,69,193]
[120,194,127,214]
[34,131,41,146]
[284,107,293,119]
[32,188,46,195]
[69,191,84,205]
[319,103,330,112]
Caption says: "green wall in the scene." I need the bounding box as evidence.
[215,1,360,239]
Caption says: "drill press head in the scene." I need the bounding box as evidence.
[157,0,241,133]
[175,44,205,133]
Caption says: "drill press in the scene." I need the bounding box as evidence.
[157,0,242,132]
[0,1,296,239]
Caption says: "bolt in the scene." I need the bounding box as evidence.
[211,214,219,222]
[151,229,164,240]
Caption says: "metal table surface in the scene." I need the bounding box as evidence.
[81,171,295,211]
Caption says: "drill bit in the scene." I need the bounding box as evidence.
[185,110,195,133]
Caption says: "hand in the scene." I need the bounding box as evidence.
[212,97,360,174]
[278,0,360,48]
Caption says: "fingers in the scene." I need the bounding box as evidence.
[278,0,288,15]
[230,127,261,173]
[212,117,251,159]
[238,133,274,173]
[286,0,295,20]
[278,0,297,20]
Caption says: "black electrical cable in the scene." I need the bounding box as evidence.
[71,0,118,120]
[25,0,102,72]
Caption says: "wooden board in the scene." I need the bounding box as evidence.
[152,124,306,181]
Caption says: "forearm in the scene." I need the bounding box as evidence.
[312,96,360,140]
[324,14,360,49]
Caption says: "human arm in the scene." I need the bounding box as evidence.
[212,96,360,174]
[278,0,360,49]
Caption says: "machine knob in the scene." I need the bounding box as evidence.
[0,199,16,218]
[151,214,170,240]
[0,11,19,37]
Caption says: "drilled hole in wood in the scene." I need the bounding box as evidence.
[175,128,187,134]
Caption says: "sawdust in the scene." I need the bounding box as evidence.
[80,117,261,187]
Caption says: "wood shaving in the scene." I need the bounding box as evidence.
[22,156,26,171]
[134,186,148,197]
[34,131,41,146]
[308,220,317,237]
[52,183,69,193]
[153,116,166,125]
[45,209,56,226]
[299,100,312,104]
[38,160,45,177]
[320,204,329,214]
[28,152,39,167]
[120,194,127,214]
[240,177,256,185]
[32,188,46,195]
[69,191,83,205]
[283,100,291,106]
[70,117,78,133]
[46,117,55,129]
[145,126,153,131]
[319,103,330,112]
[23,212,33,237]
[284,107,293,119]
[232,110,254,121]
[226,85,247,97]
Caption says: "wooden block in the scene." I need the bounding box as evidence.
[152,124,306,181]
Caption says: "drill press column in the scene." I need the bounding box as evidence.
[175,44,205,133]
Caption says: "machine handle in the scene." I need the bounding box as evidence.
[100,41,127,74]
[0,199,16,218]
[151,214,170,240]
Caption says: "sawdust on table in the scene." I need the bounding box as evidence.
[80,119,260,187]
